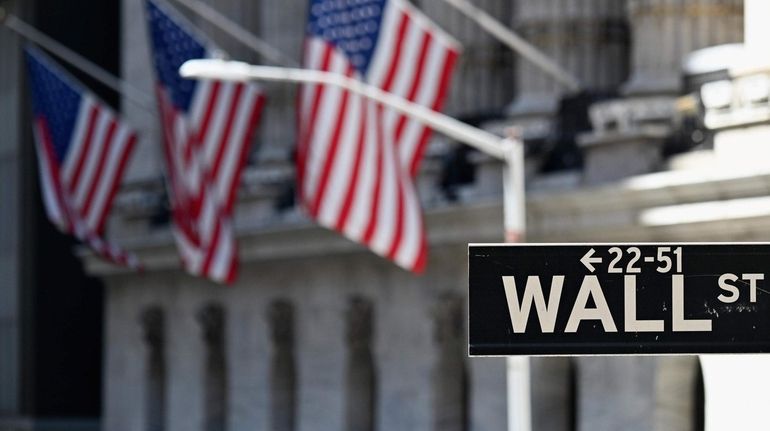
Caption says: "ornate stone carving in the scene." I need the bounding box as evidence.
[588,97,678,134]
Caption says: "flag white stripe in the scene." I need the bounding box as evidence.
[303,51,349,201]
[369,111,398,255]
[398,39,447,168]
[72,111,111,209]
[380,21,422,158]
[343,99,379,239]
[33,125,67,229]
[172,113,196,194]
[394,178,421,268]
[215,86,259,205]
[207,219,234,282]
[201,82,237,167]
[198,185,219,245]
[175,224,203,274]
[61,96,95,185]
[300,39,327,124]
[365,0,401,87]
[385,17,421,100]
[317,88,364,227]
[84,124,133,230]
[189,79,214,126]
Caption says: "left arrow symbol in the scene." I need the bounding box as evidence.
[581,248,602,272]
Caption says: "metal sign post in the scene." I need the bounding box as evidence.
[501,136,531,431]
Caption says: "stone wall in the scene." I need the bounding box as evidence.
[102,244,508,431]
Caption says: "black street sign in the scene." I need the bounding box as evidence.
[469,243,770,356]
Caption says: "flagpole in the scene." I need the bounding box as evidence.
[437,0,581,93]
[0,11,154,109]
[169,0,299,67]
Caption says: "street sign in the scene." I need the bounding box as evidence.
[469,243,770,356]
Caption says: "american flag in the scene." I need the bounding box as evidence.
[25,47,140,268]
[298,0,460,272]
[145,0,265,284]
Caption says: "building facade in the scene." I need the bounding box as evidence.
[5,0,769,430]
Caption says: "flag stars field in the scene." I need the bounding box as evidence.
[308,0,385,72]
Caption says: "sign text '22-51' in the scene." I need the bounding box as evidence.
[468,244,770,356]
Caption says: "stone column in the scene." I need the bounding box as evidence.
[654,356,702,431]
[269,299,296,431]
[508,0,629,138]
[576,357,656,431]
[198,303,227,431]
[623,0,744,95]
[140,307,166,431]
[431,294,467,431]
[530,358,573,431]
[344,297,376,431]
